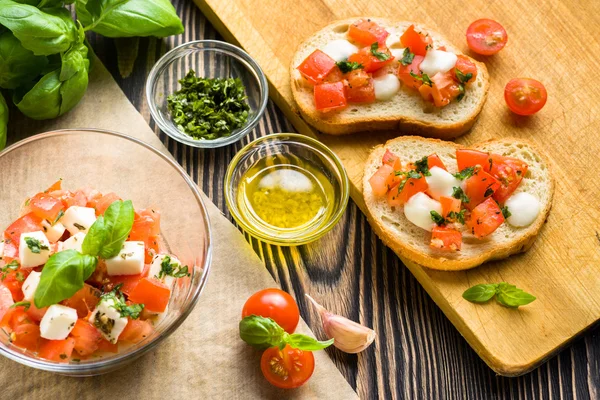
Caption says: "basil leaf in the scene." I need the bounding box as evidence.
[455,68,473,84]
[401,48,414,65]
[453,166,475,180]
[409,71,432,86]
[82,216,106,256]
[76,0,184,38]
[414,155,431,176]
[430,211,445,225]
[501,206,511,219]
[462,284,498,303]
[0,1,77,55]
[239,315,285,350]
[336,61,362,73]
[10,300,31,310]
[0,31,49,90]
[60,25,89,81]
[495,283,536,308]
[452,186,470,203]
[370,42,390,61]
[97,200,134,259]
[0,92,7,150]
[447,210,466,224]
[34,250,97,308]
[283,333,334,351]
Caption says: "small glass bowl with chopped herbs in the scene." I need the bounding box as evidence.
[146,40,268,148]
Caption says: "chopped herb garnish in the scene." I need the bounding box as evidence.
[452,187,470,203]
[15,271,24,282]
[457,83,465,101]
[455,68,473,84]
[401,48,415,65]
[447,210,466,224]
[501,206,511,219]
[430,211,446,225]
[453,167,476,180]
[73,222,86,231]
[484,187,495,198]
[24,237,49,254]
[10,301,31,310]
[52,210,65,225]
[414,156,431,176]
[336,60,363,73]
[370,42,390,61]
[395,170,422,179]
[101,284,144,319]
[410,72,432,86]
[157,255,191,279]
[0,260,19,280]
[59,354,67,360]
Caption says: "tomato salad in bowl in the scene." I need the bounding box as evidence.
[0,181,191,363]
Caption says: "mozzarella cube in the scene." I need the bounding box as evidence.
[419,49,458,77]
[41,220,66,242]
[62,206,96,235]
[505,192,541,227]
[320,39,359,62]
[40,304,78,340]
[390,47,406,60]
[373,74,400,101]
[425,166,463,201]
[19,231,51,268]
[149,254,181,288]
[105,241,145,276]
[21,270,41,301]
[404,192,442,232]
[89,298,128,343]
[60,232,86,253]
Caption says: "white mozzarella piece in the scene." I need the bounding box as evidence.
[504,193,540,227]
[320,40,359,62]
[40,304,78,340]
[373,74,400,100]
[60,232,86,253]
[390,47,406,60]
[21,270,41,301]
[419,50,458,77]
[89,298,128,343]
[404,192,442,232]
[41,220,66,242]
[19,231,51,268]
[62,206,96,235]
[105,241,145,276]
[149,254,182,288]
[425,166,463,200]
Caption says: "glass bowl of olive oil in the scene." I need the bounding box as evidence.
[225,134,349,246]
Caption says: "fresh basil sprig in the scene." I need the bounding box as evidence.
[240,315,334,351]
[463,283,536,308]
[82,200,134,259]
[0,31,49,90]
[34,249,97,308]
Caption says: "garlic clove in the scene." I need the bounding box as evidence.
[306,294,376,354]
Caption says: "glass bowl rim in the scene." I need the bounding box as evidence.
[145,39,269,149]
[0,128,213,374]
[224,133,350,246]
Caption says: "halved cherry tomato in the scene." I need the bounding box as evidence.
[397,55,424,90]
[454,55,478,82]
[348,45,394,73]
[504,78,547,116]
[464,169,501,209]
[427,154,446,171]
[128,278,170,313]
[489,155,528,204]
[62,284,101,318]
[119,319,154,343]
[419,72,462,107]
[314,81,347,111]
[345,69,376,103]
[369,164,395,196]
[456,149,492,172]
[400,25,432,56]
[467,198,505,238]
[387,175,429,207]
[29,193,64,221]
[260,345,315,389]
[297,50,337,85]
[70,319,102,357]
[440,196,461,217]
[93,193,121,215]
[430,227,462,251]
[466,19,508,55]
[242,288,300,334]
[347,19,389,47]
[38,337,76,362]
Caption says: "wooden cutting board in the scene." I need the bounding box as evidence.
[193,0,600,376]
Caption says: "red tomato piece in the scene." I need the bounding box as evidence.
[504,78,547,116]
[145,235,159,264]
[440,196,461,218]
[128,278,170,313]
[26,302,48,323]
[466,19,508,56]
[387,175,429,207]
[454,55,478,82]
[29,193,64,221]
[129,209,161,242]
[38,337,76,362]
[347,19,389,46]
[297,50,337,85]
[368,164,394,196]
[70,319,102,357]
[12,323,41,352]
[427,154,446,171]
[61,190,87,208]
[2,268,31,302]
[464,169,501,210]
[4,212,43,244]
[467,198,505,238]
[45,180,62,192]
[260,345,315,389]
[107,264,150,297]
[241,288,300,334]
[400,25,432,56]
[456,149,493,172]
[93,192,121,215]
[314,81,347,111]
[430,227,462,251]
[345,69,376,103]
[62,284,101,319]
[382,149,399,166]
[119,319,154,343]
[96,338,119,353]
[490,155,529,204]
[419,72,462,107]
[397,55,424,90]
[348,45,394,73]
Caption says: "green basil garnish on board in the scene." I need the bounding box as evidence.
[455,68,473,84]
[34,249,97,308]
[409,71,432,86]
[0,31,49,90]
[239,315,333,351]
[370,42,390,61]
[463,283,536,308]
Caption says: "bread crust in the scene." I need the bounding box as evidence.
[362,137,554,271]
[290,18,490,138]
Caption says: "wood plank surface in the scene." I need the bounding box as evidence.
[6,0,598,398]
[192,0,600,377]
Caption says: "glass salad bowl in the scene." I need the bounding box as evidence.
[0,129,212,376]
[146,40,268,148]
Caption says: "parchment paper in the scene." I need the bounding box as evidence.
[0,61,358,400]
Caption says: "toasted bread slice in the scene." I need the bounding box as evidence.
[290,18,490,139]
[362,137,554,271]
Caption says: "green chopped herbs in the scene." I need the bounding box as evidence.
[370,42,390,61]
[167,70,250,140]
[501,206,511,219]
[447,210,466,224]
[410,72,432,86]
[10,301,30,310]
[430,211,446,225]
[414,156,431,176]
[401,48,415,65]
[452,186,470,203]
[453,166,476,180]
[101,284,144,319]
[25,237,49,254]
[336,61,363,73]
[157,255,190,279]
[455,68,473,84]
[0,260,19,280]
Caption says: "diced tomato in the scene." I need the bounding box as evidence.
[454,55,478,82]
[430,227,462,251]
[4,212,43,245]
[456,149,493,172]
[92,192,121,215]
[345,69,375,103]
[145,235,159,264]
[348,45,394,73]
[427,154,446,171]
[96,338,119,353]
[297,50,337,85]
[314,81,347,111]
[3,268,31,302]
[38,337,76,362]
[61,190,87,208]
[12,323,41,352]
[467,198,505,238]
[119,319,154,343]
[129,209,161,242]
[45,180,62,192]
[440,196,461,217]
[107,264,150,296]
[1,306,31,331]
[62,284,101,319]
[347,19,389,46]
[369,164,394,196]
[0,284,14,321]
[29,193,64,221]
[70,319,102,357]
[490,155,529,204]
[400,25,432,56]
[26,302,48,323]
[128,278,170,313]
[387,175,429,207]
[419,72,462,107]
[464,169,501,210]
[397,55,424,89]
[1,237,18,263]
[323,66,344,83]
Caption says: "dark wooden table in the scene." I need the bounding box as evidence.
[84,1,599,399]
